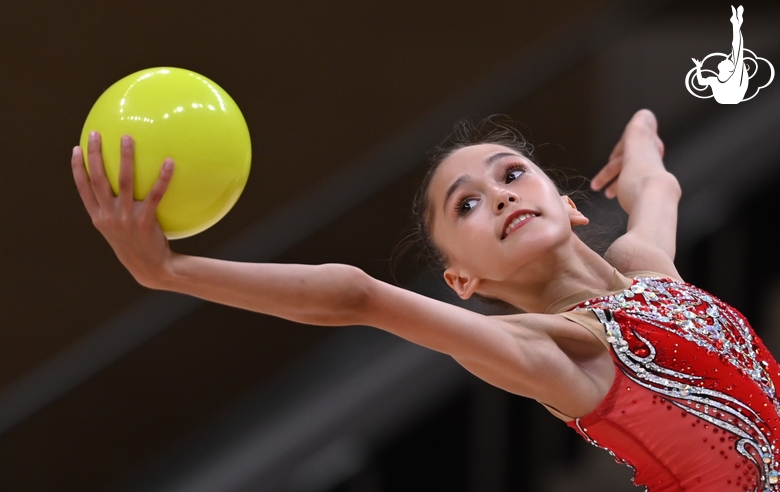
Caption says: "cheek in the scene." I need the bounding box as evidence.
[429,219,454,261]
[455,220,497,263]
[431,220,476,263]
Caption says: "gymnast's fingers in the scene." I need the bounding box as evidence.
[71,146,101,218]
[118,135,136,212]
[591,156,622,192]
[139,159,174,223]
[603,180,618,200]
[86,132,116,210]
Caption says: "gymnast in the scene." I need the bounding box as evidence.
[71,109,780,491]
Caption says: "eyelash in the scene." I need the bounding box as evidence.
[453,163,527,216]
[453,196,474,216]
[504,163,527,183]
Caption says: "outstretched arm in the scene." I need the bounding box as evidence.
[72,133,371,326]
[72,132,605,415]
[590,110,682,279]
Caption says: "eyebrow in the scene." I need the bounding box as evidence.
[442,152,523,211]
[486,151,520,166]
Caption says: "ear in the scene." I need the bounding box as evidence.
[562,195,589,227]
[443,267,480,300]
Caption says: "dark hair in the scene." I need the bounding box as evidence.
[412,115,557,268]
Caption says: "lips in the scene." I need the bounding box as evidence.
[502,209,539,239]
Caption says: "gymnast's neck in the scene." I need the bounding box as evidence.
[475,234,616,314]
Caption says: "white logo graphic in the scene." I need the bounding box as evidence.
[685,5,774,104]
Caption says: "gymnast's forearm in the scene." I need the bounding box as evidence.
[624,171,680,213]
[614,130,678,214]
[155,255,371,326]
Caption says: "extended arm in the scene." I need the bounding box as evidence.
[71,132,605,415]
[72,133,369,326]
[163,247,605,413]
[590,110,682,279]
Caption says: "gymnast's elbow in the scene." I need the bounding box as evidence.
[306,263,374,326]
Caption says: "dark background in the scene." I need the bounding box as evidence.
[1,1,779,491]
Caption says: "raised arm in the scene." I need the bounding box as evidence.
[590,110,682,279]
[72,132,606,416]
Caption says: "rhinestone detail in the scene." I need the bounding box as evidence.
[571,276,780,491]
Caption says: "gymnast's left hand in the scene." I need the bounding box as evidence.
[589,109,668,213]
[71,131,176,289]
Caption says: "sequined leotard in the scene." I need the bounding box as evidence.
[548,271,780,492]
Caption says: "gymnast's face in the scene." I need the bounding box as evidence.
[427,144,587,298]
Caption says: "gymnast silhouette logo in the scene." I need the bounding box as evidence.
[685,5,774,104]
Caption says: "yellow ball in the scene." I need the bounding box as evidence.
[80,67,252,239]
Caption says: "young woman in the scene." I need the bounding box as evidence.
[71,109,780,491]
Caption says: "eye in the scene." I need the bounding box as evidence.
[455,197,478,216]
[505,164,527,184]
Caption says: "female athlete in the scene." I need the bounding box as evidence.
[71,109,780,491]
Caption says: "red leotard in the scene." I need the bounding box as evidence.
[559,275,780,492]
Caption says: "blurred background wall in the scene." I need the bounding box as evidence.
[1,0,779,490]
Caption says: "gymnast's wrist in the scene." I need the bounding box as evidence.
[150,252,190,291]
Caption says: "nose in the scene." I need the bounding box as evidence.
[493,188,517,213]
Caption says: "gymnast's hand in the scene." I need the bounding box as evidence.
[591,110,681,276]
[71,132,176,289]
[589,109,668,214]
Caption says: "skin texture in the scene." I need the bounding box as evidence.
[72,109,682,419]
[429,144,602,314]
